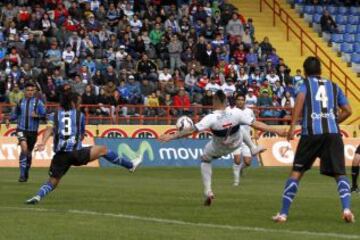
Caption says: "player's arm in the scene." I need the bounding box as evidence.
[32,101,47,120]
[287,92,305,140]
[35,113,54,151]
[158,115,212,142]
[336,85,352,123]
[250,121,287,137]
[5,103,21,128]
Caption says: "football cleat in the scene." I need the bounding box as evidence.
[272,213,287,223]
[18,177,28,183]
[343,209,355,223]
[233,181,239,186]
[250,145,266,156]
[129,155,143,173]
[25,195,41,205]
[204,191,215,206]
[351,186,359,193]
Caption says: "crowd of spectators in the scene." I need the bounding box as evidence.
[0,0,305,123]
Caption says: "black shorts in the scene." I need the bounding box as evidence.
[356,145,360,155]
[16,130,37,152]
[49,147,92,179]
[293,133,345,177]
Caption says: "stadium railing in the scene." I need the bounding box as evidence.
[260,0,360,101]
[0,103,293,125]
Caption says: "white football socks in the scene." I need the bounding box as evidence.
[201,162,212,195]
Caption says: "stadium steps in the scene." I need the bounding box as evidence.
[230,0,360,124]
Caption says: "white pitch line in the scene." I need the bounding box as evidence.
[1,206,359,239]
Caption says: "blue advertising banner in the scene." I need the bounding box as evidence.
[95,138,260,167]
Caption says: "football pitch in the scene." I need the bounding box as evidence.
[0,167,359,240]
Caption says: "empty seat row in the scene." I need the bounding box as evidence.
[302,5,360,15]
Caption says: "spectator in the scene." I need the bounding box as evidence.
[320,10,338,33]
[205,76,221,94]
[168,34,183,71]
[292,69,304,90]
[226,13,244,37]
[266,68,280,87]
[173,87,191,115]
[245,88,257,107]
[272,80,285,100]
[82,84,97,114]
[8,84,24,106]
[200,43,218,77]
[278,64,292,86]
[281,91,295,108]
[70,75,86,96]
[259,36,273,55]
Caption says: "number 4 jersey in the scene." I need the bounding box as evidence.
[298,76,348,135]
[48,109,85,152]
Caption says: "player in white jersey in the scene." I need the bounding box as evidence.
[231,94,256,186]
[158,90,286,206]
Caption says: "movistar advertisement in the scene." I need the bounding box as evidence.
[95,138,260,167]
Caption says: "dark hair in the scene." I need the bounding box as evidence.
[60,91,78,111]
[303,56,321,76]
[25,82,35,88]
[214,90,226,103]
[235,93,246,100]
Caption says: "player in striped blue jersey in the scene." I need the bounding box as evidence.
[273,57,354,223]
[5,82,46,182]
[25,92,142,204]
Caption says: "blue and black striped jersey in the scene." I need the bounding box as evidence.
[10,97,46,132]
[298,76,348,136]
[48,109,85,153]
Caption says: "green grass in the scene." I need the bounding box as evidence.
[0,167,359,240]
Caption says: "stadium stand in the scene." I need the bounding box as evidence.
[0,0,297,125]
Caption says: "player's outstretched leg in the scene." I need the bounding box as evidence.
[201,160,214,206]
[26,178,58,204]
[92,145,142,172]
[241,129,265,155]
[336,176,355,223]
[273,177,299,223]
[25,153,32,180]
[233,163,241,186]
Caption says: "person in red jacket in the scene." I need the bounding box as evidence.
[173,87,191,116]
[54,3,68,25]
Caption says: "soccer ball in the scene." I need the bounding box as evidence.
[176,116,194,132]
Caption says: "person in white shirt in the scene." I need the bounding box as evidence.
[158,67,172,82]
[129,14,142,34]
[205,77,221,94]
[232,94,257,186]
[266,69,280,87]
[158,90,286,206]
[245,88,257,107]
[221,79,236,97]
[62,45,75,64]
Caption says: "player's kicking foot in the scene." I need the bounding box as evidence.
[351,186,359,193]
[204,191,215,206]
[233,181,239,186]
[25,195,40,205]
[272,213,287,223]
[343,209,355,223]
[129,155,143,173]
[250,145,266,156]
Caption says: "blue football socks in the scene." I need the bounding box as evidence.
[103,150,133,169]
[337,176,351,210]
[19,152,27,178]
[280,178,299,216]
[37,181,55,199]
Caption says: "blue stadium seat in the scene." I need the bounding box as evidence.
[338,7,348,15]
[351,54,360,64]
[355,34,360,42]
[294,0,304,4]
[312,14,322,24]
[303,5,315,15]
[354,43,360,53]
[345,24,357,34]
[357,25,360,33]
[326,6,337,15]
[349,7,360,16]
[335,15,347,25]
[340,43,354,54]
[344,34,356,43]
[331,33,343,43]
[337,24,346,34]
[348,16,359,25]
[315,6,324,14]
